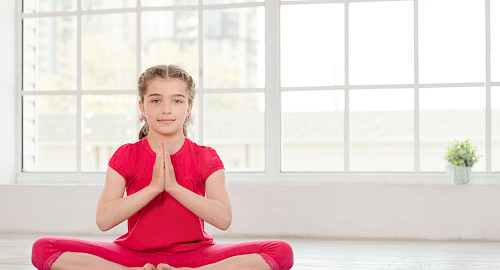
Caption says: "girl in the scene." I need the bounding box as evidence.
[31,65,294,270]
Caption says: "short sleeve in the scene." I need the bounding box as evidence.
[108,144,132,180]
[201,147,225,181]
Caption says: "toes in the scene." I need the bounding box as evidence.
[157,263,174,270]
[143,263,156,270]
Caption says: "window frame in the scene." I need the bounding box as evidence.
[16,0,500,184]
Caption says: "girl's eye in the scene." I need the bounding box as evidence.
[151,99,160,103]
[174,99,182,104]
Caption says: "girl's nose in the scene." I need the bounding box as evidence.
[162,104,172,114]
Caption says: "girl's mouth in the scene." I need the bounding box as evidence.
[158,119,175,124]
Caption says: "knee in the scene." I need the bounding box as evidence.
[32,237,59,270]
[262,240,294,270]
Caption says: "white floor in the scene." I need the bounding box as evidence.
[2,234,500,269]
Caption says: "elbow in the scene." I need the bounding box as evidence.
[97,222,110,232]
[96,219,108,232]
[96,214,112,232]
[218,213,232,231]
[97,220,111,232]
[220,220,231,231]
[218,221,231,231]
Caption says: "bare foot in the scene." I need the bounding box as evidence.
[143,263,156,270]
[156,263,175,270]
[157,263,192,270]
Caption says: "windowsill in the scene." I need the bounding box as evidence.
[14,171,500,186]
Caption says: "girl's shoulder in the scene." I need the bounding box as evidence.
[185,138,224,180]
[108,138,150,178]
[185,138,220,159]
[113,138,149,158]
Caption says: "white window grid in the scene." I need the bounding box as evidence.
[16,0,499,184]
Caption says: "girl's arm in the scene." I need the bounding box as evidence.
[159,141,232,230]
[167,169,232,230]
[95,168,161,231]
[96,146,166,231]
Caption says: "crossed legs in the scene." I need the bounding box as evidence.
[32,237,293,270]
[52,252,269,270]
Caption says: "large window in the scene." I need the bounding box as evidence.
[19,0,499,181]
[21,0,264,173]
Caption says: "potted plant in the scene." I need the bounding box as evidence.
[444,139,480,185]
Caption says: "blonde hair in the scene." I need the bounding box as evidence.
[138,65,196,140]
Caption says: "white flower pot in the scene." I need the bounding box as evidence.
[447,164,472,185]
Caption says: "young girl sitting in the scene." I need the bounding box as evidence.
[31,65,294,270]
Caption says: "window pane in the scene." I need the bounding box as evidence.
[82,0,135,9]
[492,0,500,82]
[23,0,75,13]
[82,95,137,172]
[23,96,76,172]
[23,17,77,91]
[82,13,136,90]
[350,89,414,171]
[142,0,197,6]
[350,1,413,85]
[203,7,265,88]
[142,11,199,83]
[420,87,485,172]
[281,91,344,172]
[204,93,265,171]
[493,87,500,171]
[281,4,344,87]
[419,0,484,83]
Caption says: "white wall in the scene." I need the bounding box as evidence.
[0,0,16,184]
[2,0,500,242]
[2,182,500,241]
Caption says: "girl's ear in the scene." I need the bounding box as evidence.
[138,100,147,121]
[186,102,194,123]
[138,100,145,115]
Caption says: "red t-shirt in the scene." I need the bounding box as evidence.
[108,137,224,253]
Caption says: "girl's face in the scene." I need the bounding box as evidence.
[139,77,192,138]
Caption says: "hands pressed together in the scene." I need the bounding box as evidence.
[149,140,180,195]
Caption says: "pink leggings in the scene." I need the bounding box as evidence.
[32,237,294,270]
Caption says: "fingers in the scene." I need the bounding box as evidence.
[154,141,161,165]
[160,140,172,166]
[156,140,164,165]
[163,141,170,162]
[158,141,178,193]
[156,140,171,168]
[160,140,164,163]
